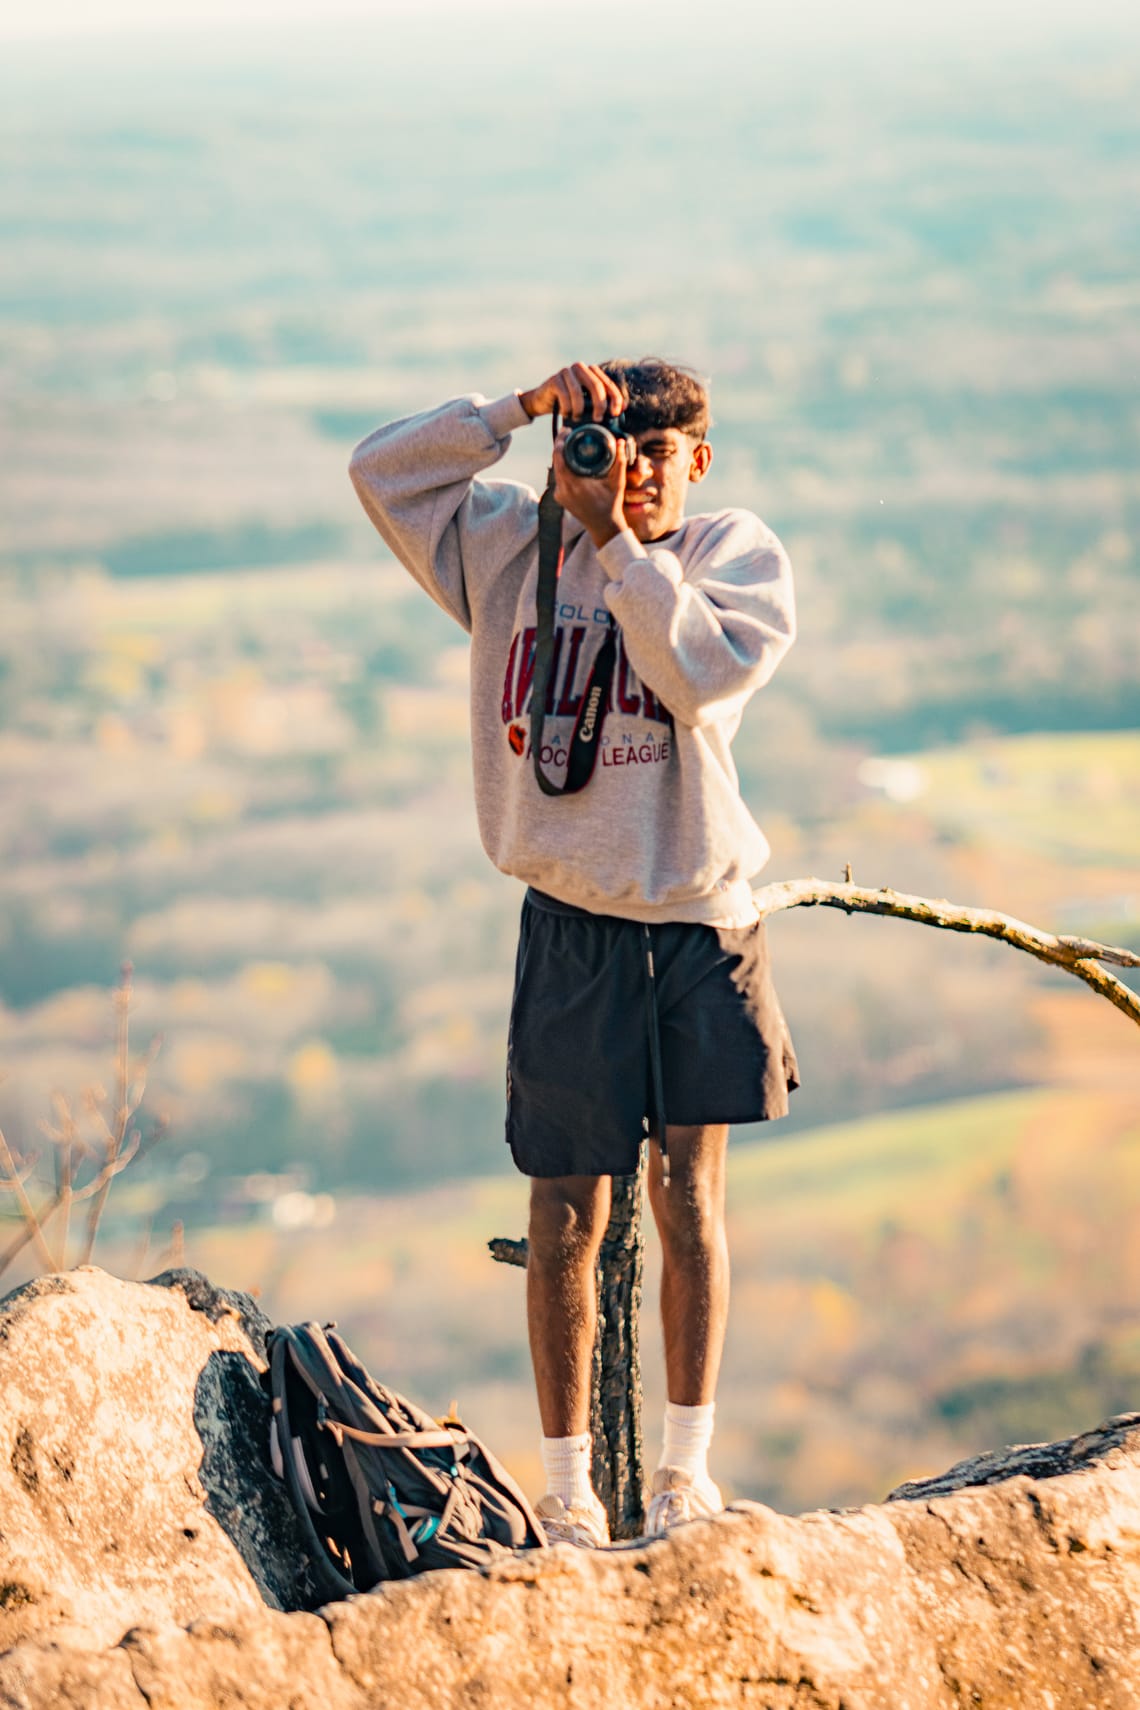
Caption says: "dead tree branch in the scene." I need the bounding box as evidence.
[0,1127,58,1274]
[0,965,167,1280]
[752,878,1140,1027]
[489,1154,648,1539]
[79,965,134,1265]
[488,1236,528,1268]
[589,1159,646,1539]
[0,1189,64,1277]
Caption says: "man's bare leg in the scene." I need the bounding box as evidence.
[645,1123,730,1528]
[526,1173,613,1542]
[527,1172,612,1437]
[646,1123,731,1404]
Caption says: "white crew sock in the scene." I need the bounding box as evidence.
[660,1401,718,1495]
[541,1432,598,1512]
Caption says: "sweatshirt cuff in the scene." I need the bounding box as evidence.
[596,530,649,582]
[478,392,531,441]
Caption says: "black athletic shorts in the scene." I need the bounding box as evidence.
[505,888,800,1178]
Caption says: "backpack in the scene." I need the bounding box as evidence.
[265,1321,547,1600]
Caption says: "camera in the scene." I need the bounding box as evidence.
[562,412,638,479]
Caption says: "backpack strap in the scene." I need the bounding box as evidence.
[268,1329,361,1602]
[325,1422,472,1451]
[291,1322,393,1435]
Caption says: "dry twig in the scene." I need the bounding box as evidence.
[752,877,1140,1027]
[488,1236,528,1268]
[0,964,167,1280]
[0,1125,58,1273]
[79,966,133,1264]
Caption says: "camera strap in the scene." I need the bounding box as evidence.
[529,464,617,797]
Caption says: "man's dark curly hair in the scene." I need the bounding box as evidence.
[600,357,711,442]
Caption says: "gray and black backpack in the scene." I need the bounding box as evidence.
[266,1321,547,1600]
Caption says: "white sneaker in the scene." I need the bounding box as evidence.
[646,1466,722,1535]
[534,1493,610,1549]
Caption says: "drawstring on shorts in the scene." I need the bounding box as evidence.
[642,924,670,1187]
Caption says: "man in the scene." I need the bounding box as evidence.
[350,358,798,1546]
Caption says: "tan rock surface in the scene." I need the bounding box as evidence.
[0,1267,320,1655]
[2,1266,1139,1708]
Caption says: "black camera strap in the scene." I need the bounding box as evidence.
[529,455,617,798]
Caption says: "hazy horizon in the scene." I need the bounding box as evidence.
[3,0,1137,48]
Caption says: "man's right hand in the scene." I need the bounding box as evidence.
[519,362,627,424]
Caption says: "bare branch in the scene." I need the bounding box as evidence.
[488,1236,528,1269]
[56,1141,73,1272]
[1,969,167,1281]
[0,1197,59,1279]
[154,1218,185,1271]
[0,1128,58,1274]
[0,1154,38,1192]
[44,1094,80,1268]
[0,1190,66,1277]
[130,1218,154,1282]
[80,963,136,1265]
[752,878,1140,1028]
[70,1129,143,1203]
[82,1088,119,1155]
[489,1165,647,1540]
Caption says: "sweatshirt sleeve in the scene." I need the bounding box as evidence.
[348,392,535,632]
[596,513,796,728]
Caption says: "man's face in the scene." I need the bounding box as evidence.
[621,428,712,543]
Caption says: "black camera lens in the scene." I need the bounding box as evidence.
[564,423,616,478]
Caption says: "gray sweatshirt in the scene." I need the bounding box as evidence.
[349,391,796,927]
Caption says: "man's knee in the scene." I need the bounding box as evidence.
[655,1190,725,1262]
[528,1175,610,1270]
[649,1131,727,1257]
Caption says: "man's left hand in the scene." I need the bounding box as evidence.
[552,437,632,552]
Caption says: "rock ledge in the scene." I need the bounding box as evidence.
[2,1266,1139,1709]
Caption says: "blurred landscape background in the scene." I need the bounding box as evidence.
[1,1,1137,1508]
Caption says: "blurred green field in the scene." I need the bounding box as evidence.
[727,1085,1046,1228]
[890,731,1140,868]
